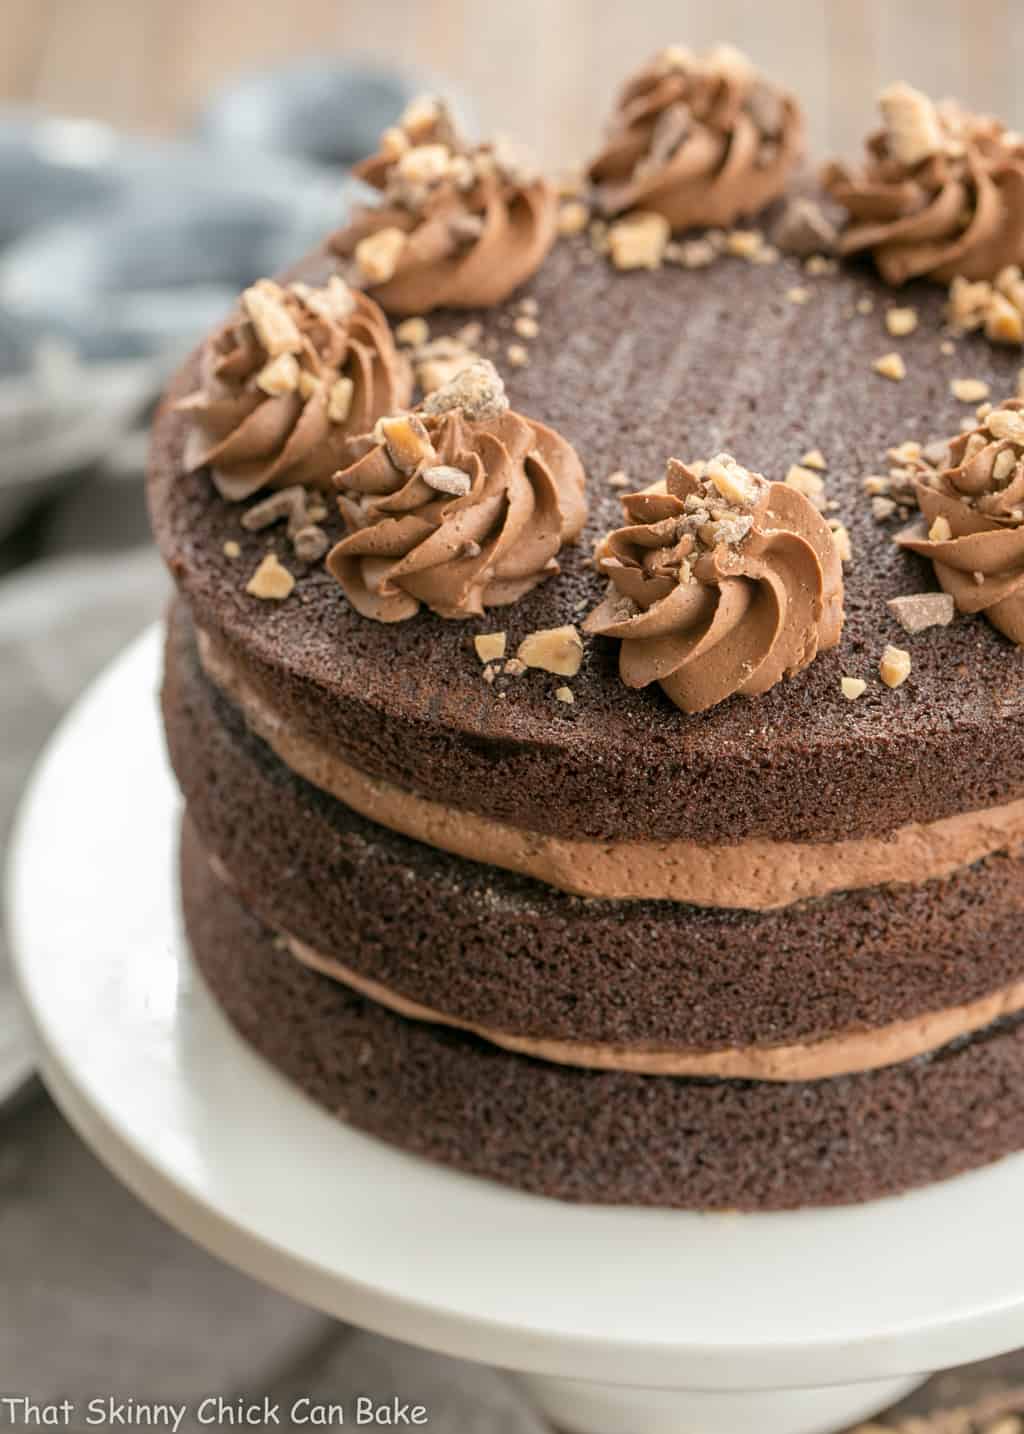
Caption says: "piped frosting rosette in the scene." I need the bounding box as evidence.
[326,360,586,621]
[178,276,410,501]
[587,44,804,231]
[896,401,1024,643]
[329,96,556,314]
[584,455,844,713]
[823,84,1024,285]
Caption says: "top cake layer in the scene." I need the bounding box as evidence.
[149,235,1024,849]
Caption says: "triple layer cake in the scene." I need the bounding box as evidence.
[151,49,1024,1210]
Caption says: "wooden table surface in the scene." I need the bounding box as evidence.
[2,0,1022,170]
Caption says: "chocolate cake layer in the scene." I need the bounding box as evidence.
[182,816,1024,1210]
[165,601,1024,1055]
[149,241,1024,850]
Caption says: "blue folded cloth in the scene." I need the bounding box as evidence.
[194,55,439,168]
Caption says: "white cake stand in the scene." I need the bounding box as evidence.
[7,626,1024,1434]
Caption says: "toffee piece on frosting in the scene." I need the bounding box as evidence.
[326,360,586,621]
[896,399,1024,643]
[823,83,1024,286]
[587,44,804,233]
[328,96,557,315]
[584,454,844,713]
[177,276,410,502]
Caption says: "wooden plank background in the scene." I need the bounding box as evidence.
[1,0,1020,169]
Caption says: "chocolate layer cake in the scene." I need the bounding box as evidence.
[150,61,1024,1208]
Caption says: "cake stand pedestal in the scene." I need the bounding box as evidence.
[8,628,1024,1434]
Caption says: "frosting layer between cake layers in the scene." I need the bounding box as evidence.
[196,623,1024,910]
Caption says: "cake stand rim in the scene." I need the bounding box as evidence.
[7,622,1024,1392]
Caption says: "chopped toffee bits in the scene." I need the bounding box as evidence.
[255,352,300,396]
[708,453,762,506]
[786,286,811,304]
[421,359,509,421]
[289,275,357,323]
[374,412,436,473]
[829,520,853,562]
[804,254,838,276]
[223,540,241,558]
[607,211,671,270]
[554,686,575,704]
[784,464,826,509]
[874,352,907,381]
[841,676,867,701]
[245,553,295,600]
[240,487,329,563]
[327,376,355,424]
[721,228,777,264]
[513,314,539,339]
[474,632,507,662]
[885,306,918,337]
[354,226,406,284]
[951,377,990,402]
[412,333,481,394]
[293,526,329,562]
[725,228,763,258]
[669,238,718,269]
[929,515,953,541]
[241,283,303,356]
[801,449,827,470]
[607,469,631,488]
[985,406,1024,442]
[242,488,307,534]
[949,267,1024,346]
[517,624,584,676]
[879,81,944,166]
[856,296,875,315]
[887,592,956,633]
[557,200,589,235]
[421,463,472,496]
[506,343,530,367]
[880,644,912,688]
[771,197,837,258]
[395,316,430,347]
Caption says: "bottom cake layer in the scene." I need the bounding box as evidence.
[181,816,1024,1211]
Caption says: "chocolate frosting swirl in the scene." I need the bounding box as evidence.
[896,400,1024,643]
[178,277,410,502]
[823,84,1024,285]
[326,361,586,621]
[584,455,844,713]
[329,96,556,315]
[587,44,804,231]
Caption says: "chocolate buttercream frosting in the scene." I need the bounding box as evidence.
[584,454,844,713]
[897,400,1024,643]
[588,44,804,231]
[823,83,1024,285]
[177,276,410,501]
[327,360,586,620]
[328,96,556,314]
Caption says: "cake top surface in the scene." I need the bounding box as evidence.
[150,232,1024,840]
[148,58,1024,844]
